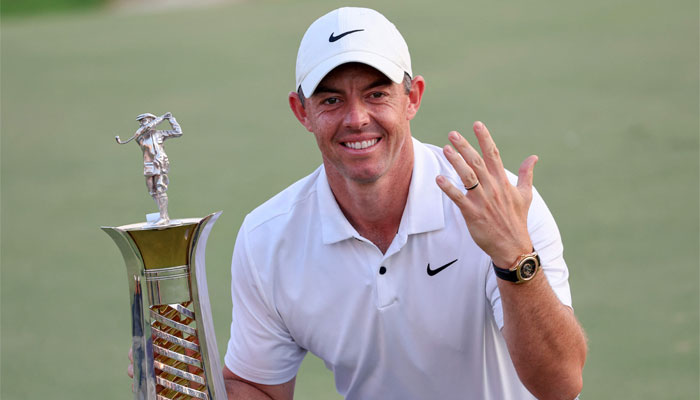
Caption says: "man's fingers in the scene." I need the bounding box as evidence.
[516,155,538,197]
[435,175,475,214]
[448,131,489,182]
[442,144,479,189]
[127,346,134,379]
[473,121,507,180]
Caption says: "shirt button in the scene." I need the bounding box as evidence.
[379,266,387,275]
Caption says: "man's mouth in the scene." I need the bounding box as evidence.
[342,138,379,150]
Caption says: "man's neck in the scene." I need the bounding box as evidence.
[324,144,414,254]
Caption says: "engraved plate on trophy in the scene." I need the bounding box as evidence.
[103,113,226,399]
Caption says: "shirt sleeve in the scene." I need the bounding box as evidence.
[224,220,307,384]
[486,184,573,330]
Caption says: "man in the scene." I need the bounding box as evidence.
[129,7,587,399]
[220,7,586,399]
[133,112,182,225]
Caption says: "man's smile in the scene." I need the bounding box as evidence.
[341,138,380,150]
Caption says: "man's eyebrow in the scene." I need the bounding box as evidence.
[363,76,393,90]
[313,85,341,95]
[313,76,394,96]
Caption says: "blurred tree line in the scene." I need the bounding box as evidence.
[1,0,105,17]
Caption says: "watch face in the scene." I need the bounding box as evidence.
[519,259,537,280]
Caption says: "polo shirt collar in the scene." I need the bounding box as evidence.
[317,137,445,245]
[399,137,445,236]
[317,167,359,244]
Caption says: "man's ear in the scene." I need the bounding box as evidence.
[406,75,425,121]
[289,91,314,132]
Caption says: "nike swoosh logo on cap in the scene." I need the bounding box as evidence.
[329,29,364,42]
[426,259,458,276]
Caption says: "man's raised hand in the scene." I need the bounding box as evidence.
[435,121,538,268]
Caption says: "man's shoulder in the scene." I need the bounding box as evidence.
[242,165,324,232]
[412,137,463,184]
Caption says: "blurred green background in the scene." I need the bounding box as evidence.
[1,0,698,398]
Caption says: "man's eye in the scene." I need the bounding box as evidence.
[323,97,339,105]
[370,92,385,99]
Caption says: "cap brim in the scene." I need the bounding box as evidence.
[299,51,406,97]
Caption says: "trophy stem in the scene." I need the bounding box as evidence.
[103,212,226,400]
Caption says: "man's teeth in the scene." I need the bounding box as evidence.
[343,139,378,150]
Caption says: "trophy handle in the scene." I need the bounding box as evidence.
[102,227,157,399]
[189,211,227,398]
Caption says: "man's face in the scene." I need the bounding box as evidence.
[298,63,419,185]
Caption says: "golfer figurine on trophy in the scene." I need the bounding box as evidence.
[115,112,182,226]
[104,112,226,400]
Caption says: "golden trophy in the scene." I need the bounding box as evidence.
[103,113,226,399]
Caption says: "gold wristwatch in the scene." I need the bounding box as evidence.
[492,250,540,284]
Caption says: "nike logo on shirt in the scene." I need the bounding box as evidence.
[426,259,458,276]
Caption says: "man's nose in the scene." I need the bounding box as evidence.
[343,97,370,130]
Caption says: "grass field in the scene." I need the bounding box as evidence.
[2,0,698,398]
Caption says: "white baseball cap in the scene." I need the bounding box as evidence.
[295,7,412,97]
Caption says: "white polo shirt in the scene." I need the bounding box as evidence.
[225,138,572,399]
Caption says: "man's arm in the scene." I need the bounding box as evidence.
[223,366,295,400]
[436,121,587,400]
[497,272,586,399]
[223,222,306,399]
